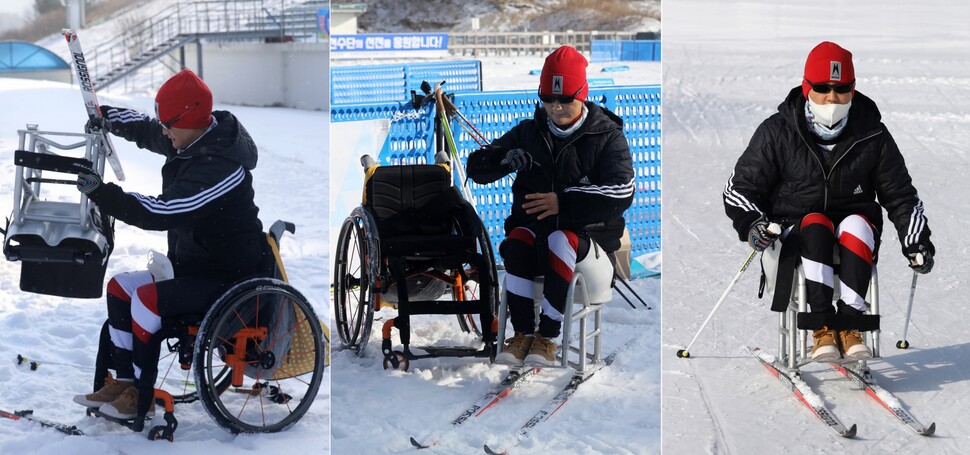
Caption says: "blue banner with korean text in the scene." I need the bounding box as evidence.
[331,33,449,59]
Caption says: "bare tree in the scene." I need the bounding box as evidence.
[34,0,65,16]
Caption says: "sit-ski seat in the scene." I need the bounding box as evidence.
[761,239,881,370]
[497,243,615,375]
[2,125,113,298]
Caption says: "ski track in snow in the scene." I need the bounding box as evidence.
[663,1,970,453]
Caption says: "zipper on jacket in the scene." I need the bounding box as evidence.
[792,110,882,211]
[539,125,607,230]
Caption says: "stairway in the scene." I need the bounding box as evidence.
[87,0,325,90]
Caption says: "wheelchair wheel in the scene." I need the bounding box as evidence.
[453,207,499,338]
[194,278,326,434]
[333,214,375,355]
[155,337,232,404]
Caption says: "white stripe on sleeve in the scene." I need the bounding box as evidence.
[130,166,245,215]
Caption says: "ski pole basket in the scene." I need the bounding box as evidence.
[2,125,114,298]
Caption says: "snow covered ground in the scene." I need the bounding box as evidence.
[330,55,661,454]
[330,278,659,455]
[662,1,970,453]
[0,78,330,452]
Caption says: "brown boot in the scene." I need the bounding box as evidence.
[98,385,155,419]
[524,333,557,366]
[495,332,533,366]
[839,330,873,363]
[72,373,131,408]
[811,327,840,362]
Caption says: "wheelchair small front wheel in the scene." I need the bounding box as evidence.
[194,278,326,433]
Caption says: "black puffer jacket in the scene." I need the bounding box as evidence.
[467,102,635,252]
[723,87,931,256]
[87,108,266,279]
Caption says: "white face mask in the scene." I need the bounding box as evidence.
[807,99,852,128]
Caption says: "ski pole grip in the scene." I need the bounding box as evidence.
[767,222,783,236]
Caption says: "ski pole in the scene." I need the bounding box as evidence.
[16,354,95,372]
[613,285,637,309]
[896,270,919,349]
[676,249,758,358]
[676,223,781,359]
[615,273,651,309]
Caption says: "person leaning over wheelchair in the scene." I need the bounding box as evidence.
[723,41,934,363]
[466,46,635,367]
[70,69,267,419]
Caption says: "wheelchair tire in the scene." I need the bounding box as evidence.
[156,345,232,405]
[194,277,326,434]
[333,214,375,355]
[453,208,499,338]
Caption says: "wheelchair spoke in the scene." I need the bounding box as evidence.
[262,313,311,354]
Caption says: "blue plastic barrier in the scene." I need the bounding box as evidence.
[588,77,615,86]
[601,65,629,73]
[330,60,482,105]
[591,40,661,62]
[331,85,662,261]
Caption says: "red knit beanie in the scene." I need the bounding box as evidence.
[802,41,855,99]
[539,46,588,102]
[155,69,213,129]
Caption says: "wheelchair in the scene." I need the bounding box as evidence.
[333,158,498,371]
[761,239,881,374]
[2,125,326,440]
[84,220,327,440]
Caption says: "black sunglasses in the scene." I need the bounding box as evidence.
[155,104,197,130]
[538,85,585,104]
[806,79,854,95]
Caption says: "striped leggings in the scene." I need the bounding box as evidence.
[501,227,590,338]
[104,271,228,383]
[799,213,876,313]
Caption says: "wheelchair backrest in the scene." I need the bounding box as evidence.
[263,220,295,282]
[364,164,462,238]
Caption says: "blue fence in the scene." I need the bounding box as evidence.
[591,40,661,63]
[330,61,482,105]
[331,85,661,261]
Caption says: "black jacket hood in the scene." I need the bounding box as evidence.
[183,110,258,170]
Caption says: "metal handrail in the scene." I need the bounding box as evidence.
[82,0,324,89]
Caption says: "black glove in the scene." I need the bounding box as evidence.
[500,148,532,172]
[905,242,935,274]
[84,105,116,134]
[84,116,111,134]
[73,162,102,196]
[747,218,779,252]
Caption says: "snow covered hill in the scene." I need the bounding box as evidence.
[662,1,970,453]
[340,0,660,34]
